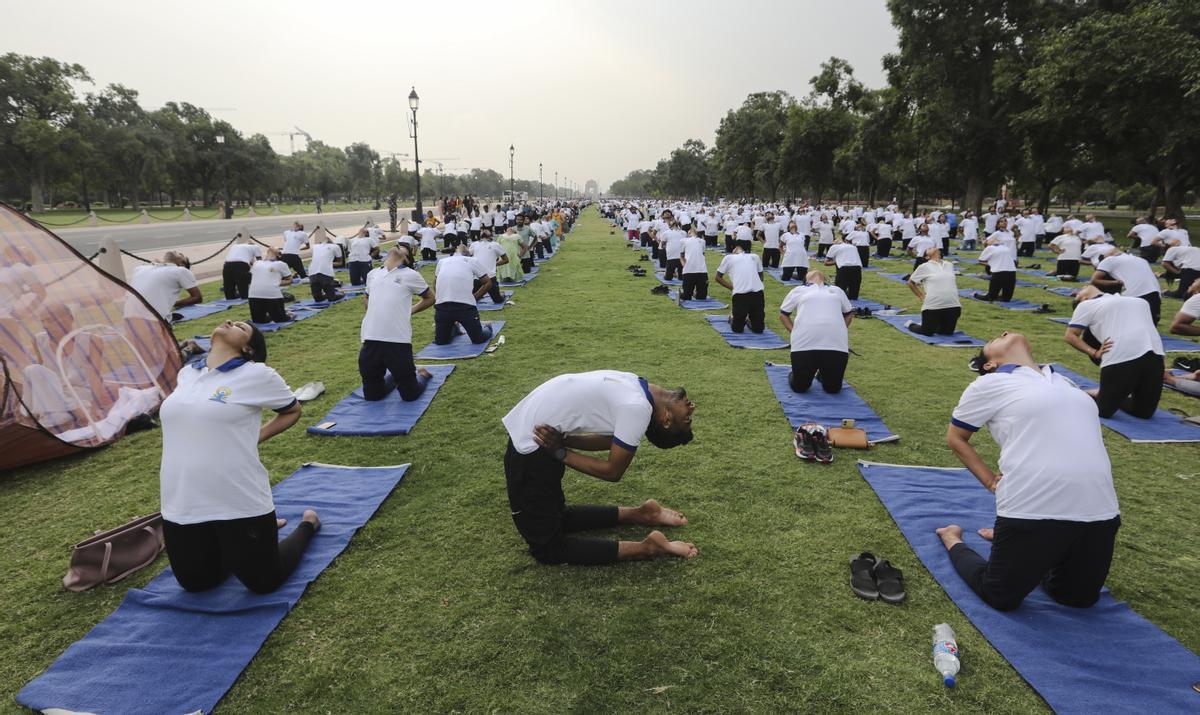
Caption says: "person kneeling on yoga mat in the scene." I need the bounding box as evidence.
[247,248,295,324]
[938,330,1120,611]
[715,247,766,333]
[905,246,962,336]
[160,320,321,594]
[778,270,853,394]
[360,247,435,401]
[503,371,698,565]
[432,248,494,345]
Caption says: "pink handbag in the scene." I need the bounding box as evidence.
[62,513,165,592]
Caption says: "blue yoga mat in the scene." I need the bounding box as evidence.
[252,297,357,333]
[174,298,247,323]
[877,272,910,284]
[18,463,408,715]
[477,291,513,311]
[958,289,1040,311]
[415,320,504,360]
[873,312,984,347]
[851,298,891,313]
[702,314,788,350]
[764,363,898,443]
[1044,286,1080,297]
[962,273,1043,288]
[1046,318,1200,352]
[666,290,727,310]
[765,267,807,285]
[1050,364,1200,442]
[307,364,455,436]
[654,272,683,286]
[855,460,1200,713]
[499,271,538,287]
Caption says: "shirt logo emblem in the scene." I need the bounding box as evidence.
[209,387,232,404]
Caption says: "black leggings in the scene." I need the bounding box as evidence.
[1097,350,1164,419]
[163,512,315,594]
[789,349,848,394]
[1055,259,1079,279]
[984,271,1016,302]
[781,266,807,281]
[949,515,1120,611]
[664,258,682,281]
[249,297,290,324]
[876,237,891,257]
[281,253,306,279]
[475,276,503,305]
[681,273,708,300]
[835,265,862,300]
[731,290,765,333]
[1017,242,1036,257]
[421,248,437,261]
[433,302,493,345]
[504,441,620,565]
[762,247,780,268]
[310,273,340,302]
[358,340,430,401]
[222,261,251,300]
[908,306,961,336]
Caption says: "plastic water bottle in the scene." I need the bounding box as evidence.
[932,623,960,688]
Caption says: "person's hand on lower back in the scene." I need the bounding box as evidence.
[533,424,564,453]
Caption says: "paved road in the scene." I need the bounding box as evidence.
[51,208,410,255]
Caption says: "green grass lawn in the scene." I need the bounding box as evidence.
[2,209,1198,713]
[25,203,381,226]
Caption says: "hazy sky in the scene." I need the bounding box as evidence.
[0,0,897,192]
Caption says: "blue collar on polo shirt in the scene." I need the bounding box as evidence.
[192,357,247,372]
[638,377,655,409]
[994,363,1054,375]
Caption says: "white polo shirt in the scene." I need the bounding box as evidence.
[1082,242,1116,267]
[1130,223,1160,247]
[159,358,297,525]
[248,260,291,299]
[960,218,978,240]
[348,236,378,263]
[779,284,852,353]
[908,235,937,258]
[282,230,308,255]
[225,243,260,264]
[951,364,1119,522]
[681,235,707,274]
[1159,227,1190,247]
[129,264,198,319]
[1164,245,1200,270]
[502,370,654,455]
[735,225,754,244]
[308,243,341,277]
[1049,234,1082,261]
[762,222,783,249]
[361,265,430,344]
[826,243,862,268]
[987,230,1016,253]
[663,228,686,260]
[1180,293,1200,319]
[979,244,1016,272]
[909,259,961,310]
[1068,293,1164,367]
[716,253,765,294]
[1096,253,1160,296]
[469,240,507,276]
[435,254,486,305]
[418,226,441,250]
[780,233,810,268]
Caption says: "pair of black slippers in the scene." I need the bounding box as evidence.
[850,552,906,603]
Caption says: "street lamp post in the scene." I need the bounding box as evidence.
[408,87,422,221]
[215,134,231,219]
[539,162,543,203]
[554,171,558,200]
[508,144,515,206]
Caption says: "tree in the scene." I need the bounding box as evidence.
[0,53,90,211]
[89,84,166,209]
[713,91,791,198]
[608,169,656,197]
[344,142,379,202]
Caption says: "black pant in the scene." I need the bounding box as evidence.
[249,297,290,324]
[736,239,753,253]
[681,272,708,300]
[941,236,951,255]
[1055,259,1080,279]
[1139,245,1162,264]
[281,253,306,279]
[358,340,429,401]
[1137,291,1161,325]
[912,256,927,271]
[222,261,251,300]
[949,515,1120,611]
[876,237,892,257]
[984,271,1016,302]
[762,247,780,268]
[533,240,545,259]
[504,441,620,565]
[705,234,718,247]
[781,266,806,282]
[163,512,315,594]
[421,248,437,261]
[789,350,848,394]
[664,258,682,281]
[817,243,831,258]
[1169,267,1200,297]
[310,273,340,302]
[348,260,372,286]
[434,301,493,345]
[856,246,870,267]
[724,235,735,254]
[1018,242,1036,257]
[835,265,862,300]
[1097,350,1164,419]
[475,276,503,304]
[909,306,961,336]
[731,290,765,333]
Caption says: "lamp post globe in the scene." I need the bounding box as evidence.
[508,144,515,206]
[408,87,422,219]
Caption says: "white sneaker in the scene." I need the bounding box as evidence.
[294,381,326,402]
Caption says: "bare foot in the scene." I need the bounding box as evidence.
[276,518,287,529]
[632,499,688,527]
[978,528,994,542]
[644,530,698,559]
[417,367,432,380]
[935,524,964,550]
[302,509,321,533]
[1163,370,1178,386]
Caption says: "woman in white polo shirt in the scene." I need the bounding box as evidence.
[823,236,863,299]
[346,228,379,286]
[679,230,709,300]
[307,236,342,303]
[1065,286,1164,418]
[975,238,1017,302]
[905,246,962,336]
[159,319,321,594]
[937,330,1120,611]
[360,247,436,401]
[248,248,294,324]
[1048,226,1082,280]
[778,271,853,393]
[779,220,810,282]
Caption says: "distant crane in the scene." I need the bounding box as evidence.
[271,127,313,155]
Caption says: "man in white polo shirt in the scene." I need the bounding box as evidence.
[778,271,853,394]
[432,248,494,346]
[280,222,309,279]
[222,237,261,300]
[128,251,202,321]
[1127,216,1161,263]
[715,248,766,333]
[1090,249,1163,324]
[939,330,1120,611]
[359,247,435,402]
[823,237,863,300]
[469,232,509,305]
[1161,238,1200,298]
[1065,286,1164,418]
[906,246,962,336]
[1048,226,1083,280]
[502,370,697,565]
[679,230,709,300]
[662,221,686,281]
[1169,277,1200,336]
[975,239,1017,303]
[307,236,342,303]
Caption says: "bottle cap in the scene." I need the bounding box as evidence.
[944,675,956,688]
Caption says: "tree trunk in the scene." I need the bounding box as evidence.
[1037,180,1054,215]
[964,172,986,217]
[30,162,46,213]
[1164,172,1188,229]
[1149,180,1165,220]
[80,173,91,213]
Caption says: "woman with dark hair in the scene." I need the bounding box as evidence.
[159,320,319,594]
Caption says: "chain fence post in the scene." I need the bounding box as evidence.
[87,210,98,227]
[97,237,126,281]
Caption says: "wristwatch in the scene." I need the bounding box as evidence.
[553,447,567,462]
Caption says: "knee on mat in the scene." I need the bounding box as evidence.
[982,592,1025,612]
[239,575,284,595]
[822,383,843,395]
[472,326,494,344]
[1046,587,1100,609]
[528,541,567,566]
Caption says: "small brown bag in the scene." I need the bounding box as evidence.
[63,513,165,592]
[828,427,870,449]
